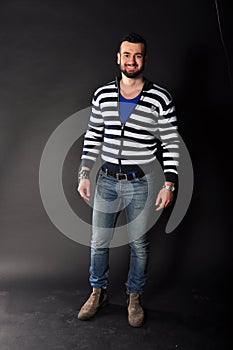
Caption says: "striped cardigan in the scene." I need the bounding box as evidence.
[81,77,179,182]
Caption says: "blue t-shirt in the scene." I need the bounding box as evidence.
[119,92,141,124]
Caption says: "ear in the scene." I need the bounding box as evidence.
[117,52,120,65]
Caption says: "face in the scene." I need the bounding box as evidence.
[117,41,146,78]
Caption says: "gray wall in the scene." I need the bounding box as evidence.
[0,0,232,307]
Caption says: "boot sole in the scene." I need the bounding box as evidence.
[128,320,144,328]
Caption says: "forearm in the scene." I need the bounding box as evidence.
[81,95,104,169]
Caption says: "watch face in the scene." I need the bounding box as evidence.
[164,185,175,191]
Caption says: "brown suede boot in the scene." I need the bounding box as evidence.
[77,287,108,320]
[127,292,144,327]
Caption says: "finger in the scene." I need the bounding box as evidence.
[79,189,90,201]
[155,195,161,206]
[156,202,164,211]
[156,204,163,211]
[165,198,173,207]
[81,192,90,201]
[86,187,90,198]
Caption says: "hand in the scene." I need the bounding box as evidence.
[77,179,91,201]
[155,188,173,211]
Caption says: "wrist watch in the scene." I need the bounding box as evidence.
[78,169,90,180]
[163,184,175,192]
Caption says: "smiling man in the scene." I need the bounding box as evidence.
[77,33,179,327]
[118,41,146,79]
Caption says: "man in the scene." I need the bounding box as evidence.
[77,33,179,327]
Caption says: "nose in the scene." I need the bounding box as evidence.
[127,55,136,65]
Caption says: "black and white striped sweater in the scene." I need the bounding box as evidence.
[81,77,179,183]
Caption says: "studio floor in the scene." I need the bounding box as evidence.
[0,284,230,350]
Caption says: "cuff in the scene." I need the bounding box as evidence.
[164,172,178,184]
[81,159,94,170]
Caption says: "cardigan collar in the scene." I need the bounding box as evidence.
[115,76,153,92]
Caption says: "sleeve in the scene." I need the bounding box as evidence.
[81,91,104,170]
[157,93,180,183]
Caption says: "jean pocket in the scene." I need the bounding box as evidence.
[138,175,148,183]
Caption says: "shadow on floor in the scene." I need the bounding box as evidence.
[0,287,230,350]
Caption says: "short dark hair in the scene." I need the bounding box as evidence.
[118,32,147,56]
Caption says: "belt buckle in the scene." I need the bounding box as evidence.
[116,172,128,181]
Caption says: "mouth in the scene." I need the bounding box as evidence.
[125,64,138,70]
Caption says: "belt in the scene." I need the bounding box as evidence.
[101,167,145,181]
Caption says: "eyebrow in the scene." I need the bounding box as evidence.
[122,51,143,55]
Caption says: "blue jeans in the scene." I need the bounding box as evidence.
[89,169,158,293]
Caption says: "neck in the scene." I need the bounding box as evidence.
[119,74,144,99]
[120,74,144,88]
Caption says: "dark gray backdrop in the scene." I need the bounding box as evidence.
[0,0,232,309]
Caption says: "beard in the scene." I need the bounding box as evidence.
[119,63,145,78]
